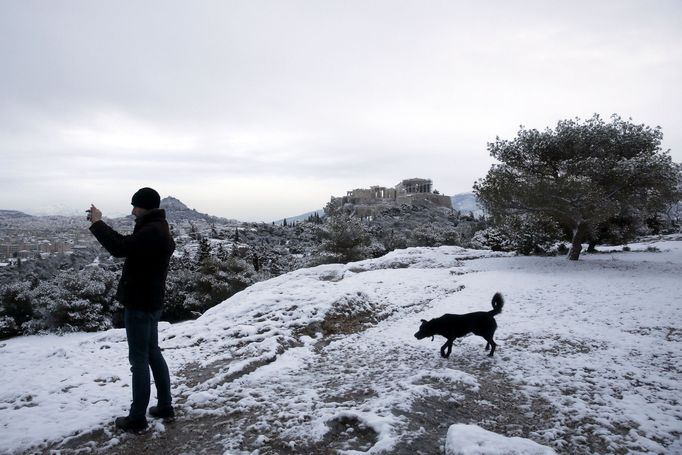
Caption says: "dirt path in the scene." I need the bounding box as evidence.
[36,333,567,455]
[37,369,554,454]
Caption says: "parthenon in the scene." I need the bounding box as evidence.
[331,178,452,217]
[396,178,433,194]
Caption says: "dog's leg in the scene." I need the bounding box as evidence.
[440,340,455,358]
[440,340,450,358]
[445,339,454,358]
[484,336,497,357]
[485,342,490,351]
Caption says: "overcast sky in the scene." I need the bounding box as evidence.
[1,1,681,222]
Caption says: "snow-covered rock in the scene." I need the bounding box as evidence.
[446,424,557,455]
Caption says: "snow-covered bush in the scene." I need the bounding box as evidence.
[0,281,34,337]
[164,255,256,322]
[373,227,408,253]
[25,268,119,334]
[475,214,564,255]
[48,298,110,333]
[318,215,372,263]
[408,223,460,247]
[0,267,120,336]
[0,315,18,339]
[509,215,563,255]
[470,227,513,251]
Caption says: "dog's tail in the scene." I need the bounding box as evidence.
[489,292,504,316]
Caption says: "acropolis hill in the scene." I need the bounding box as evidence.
[330,178,452,218]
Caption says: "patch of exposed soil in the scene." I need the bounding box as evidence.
[37,412,233,455]
[390,362,558,454]
[34,351,634,455]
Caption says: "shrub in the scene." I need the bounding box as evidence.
[25,268,119,333]
[0,316,18,339]
[0,281,34,332]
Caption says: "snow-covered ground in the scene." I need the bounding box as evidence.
[1,239,682,454]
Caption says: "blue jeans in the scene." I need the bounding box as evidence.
[124,308,172,420]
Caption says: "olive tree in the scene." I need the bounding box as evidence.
[474,115,681,260]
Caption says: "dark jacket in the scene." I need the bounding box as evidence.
[90,209,175,312]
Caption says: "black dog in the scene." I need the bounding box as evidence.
[414,293,504,358]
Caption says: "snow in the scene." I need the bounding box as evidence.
[445,424,556,454]
[1,242,682,454]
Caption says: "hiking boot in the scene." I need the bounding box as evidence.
[115,416,148,432]
[149,405,175,420]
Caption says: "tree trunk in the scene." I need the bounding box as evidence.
[586,241,597,253]
[568,221,589,260]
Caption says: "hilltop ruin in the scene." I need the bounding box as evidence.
[330,178,452,218]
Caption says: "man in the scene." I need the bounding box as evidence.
[88,187,176,432]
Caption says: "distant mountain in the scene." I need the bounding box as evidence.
[0,210,33,220]
[451,192,485,217]
[160,196,191,212]
[160,196,240,224]
[160,196,214,222]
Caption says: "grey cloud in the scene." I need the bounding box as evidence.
[1,0,681,219]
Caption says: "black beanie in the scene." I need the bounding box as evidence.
[131,187,161,210]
